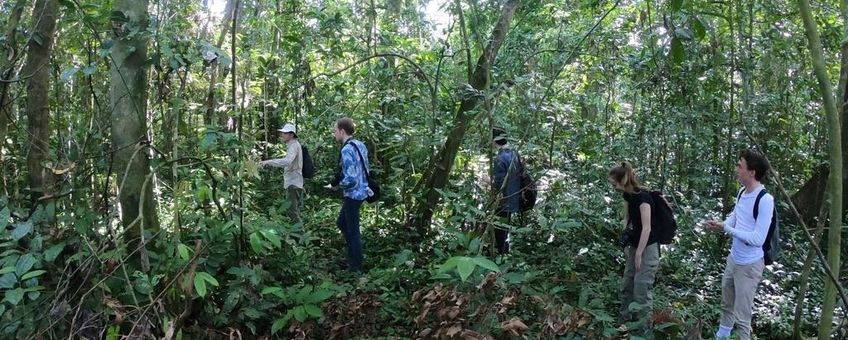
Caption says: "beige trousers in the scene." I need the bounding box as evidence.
[720,256,765,340]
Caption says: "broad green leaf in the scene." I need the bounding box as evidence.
[456,258,476,282]
[0,249,20,257]
[437,256,460,273]
[304,288,334,304]
[226,266,253,277]
[15,254,36,277]
[177,244,190,261]
[260,229,282,248]
[194,275,207,297]
[471,257,501,272]
[0,266,14,275]
[293,306,306,322]
[4,288,23,305]
[393,249,412,266]
[196,272,219,286]
[11,221,33,241]
[0,206,9,229]
[295,286,311,301]
[261,287,283,296]
[242,307,262,319]
[303,304,322,318]
[44,243,65,262]
[671,37,684,65]
[692,16,706,40]
[196,185,209,201]
[249,233,263,254]
[271,315,291,334]
[21,270,46,281]
[23,285,44,292]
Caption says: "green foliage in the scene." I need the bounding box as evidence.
[0,0,838,337]
[437,255,501,282]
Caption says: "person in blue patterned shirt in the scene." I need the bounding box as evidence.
[329,117,373,272]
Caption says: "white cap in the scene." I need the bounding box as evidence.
[278,123,296,133]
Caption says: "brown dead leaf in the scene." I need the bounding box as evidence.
[447,306,461,320]
[460,330,487,340]
[415,305,431,325]
[501,317,528,336]
[445,324,463,337]
[477,272,498,291]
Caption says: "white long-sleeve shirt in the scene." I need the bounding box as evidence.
[723,184,774,265]
[262,139,303,189]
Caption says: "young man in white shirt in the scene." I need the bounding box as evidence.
[260,123,304,224]
[705,149,774,340]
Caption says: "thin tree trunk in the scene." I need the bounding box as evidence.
[797,0,844,338]
[0,0,29,160]
[232,0,245,260]
[110,0,161,255]
[793,204,829,338]
[722,0,737,213]
[204,0,235,126]
[410,0,519,234]
[454,0,473,81]
[23,0,59,206]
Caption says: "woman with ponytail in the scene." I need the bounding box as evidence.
[608,161,660,327]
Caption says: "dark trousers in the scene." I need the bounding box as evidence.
[494,212,517,254]
[336,197,365,272]
[285,186,303,224]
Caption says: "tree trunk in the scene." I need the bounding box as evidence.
[792,203,829,338]
[203,0,236,126]
[0,0,29,160]
[791,0,848,224]
[410,0,519,234]
[110,0,161,250]
[797,0,844,338]
[22,0,59,205]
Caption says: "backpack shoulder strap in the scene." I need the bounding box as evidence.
[753,188,767,220]
[513,149,527,174]
[349,141,371,178]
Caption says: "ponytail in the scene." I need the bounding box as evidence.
[608,161,642,193]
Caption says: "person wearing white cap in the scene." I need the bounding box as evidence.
[260,123,304,224]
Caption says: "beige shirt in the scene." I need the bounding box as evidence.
[263,139,304,189]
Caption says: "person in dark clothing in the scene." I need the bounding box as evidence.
[608,161,659,326]
[488,128,521,254]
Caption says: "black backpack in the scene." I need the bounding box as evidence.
[301,144,315,178]
[736,188,780,265]
[649,190,677,244]
[515,152,537,212]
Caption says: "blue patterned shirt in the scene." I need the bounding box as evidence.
[339,139,373,200]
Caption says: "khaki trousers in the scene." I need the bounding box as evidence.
[620,243,660,322]
[720,256,764,340]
